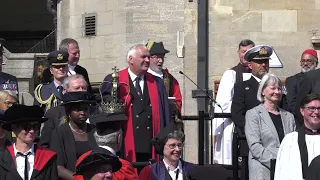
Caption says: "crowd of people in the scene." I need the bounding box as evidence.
[0,36,319,180]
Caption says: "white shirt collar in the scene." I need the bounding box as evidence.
[99,146,117,156]
[68,64,76,71]
[53,80,63,88]
[128,68,144,82]
[163,159,182,172]
[14,143,35,156]
[252,75,262,83]
[148,69,163,79]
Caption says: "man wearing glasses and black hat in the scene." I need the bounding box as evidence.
[0,104,58,180]
[34,50,69,113]
[146,41,182,113]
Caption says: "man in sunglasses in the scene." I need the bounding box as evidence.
[275,93,320,180]
[34,50,68,113]
[0,104,58,179]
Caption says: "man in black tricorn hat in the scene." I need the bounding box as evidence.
[34,50,69,113]
[74,150,122,180]
[0,104,58,180]
[0,38,19,97]
[146,41,182,114]
[78,112,139,180]
[139,120,195,180]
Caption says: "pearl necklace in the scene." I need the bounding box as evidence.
[69,123,86,135]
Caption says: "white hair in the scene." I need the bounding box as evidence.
[257,73,282,103]
[93,129,122,147]
[126,44,148,62]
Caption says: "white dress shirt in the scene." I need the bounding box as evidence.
[128,68,145,93]
[163,159,183,180]
[68,64,77,76]
[14,144,35,180]
[148,69,163,79]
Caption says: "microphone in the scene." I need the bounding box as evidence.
[179,71,221,108]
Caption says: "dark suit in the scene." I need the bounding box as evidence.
[34,81,63,113]
[41,65,92,92]
[40,106,66,148]
[295,69,320,127]
[285,72,304,115]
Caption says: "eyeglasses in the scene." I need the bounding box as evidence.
[300,59,314,64]
[150,55,165,60]
[166,143,184,150]
[18,123,40,132]
[305,106,320,112]
[4,101,17,107]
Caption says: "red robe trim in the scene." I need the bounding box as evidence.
[119,68,161,162]
[164,69,182,113]
[7,144,56,171]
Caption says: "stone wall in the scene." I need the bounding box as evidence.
[57,0,320,163]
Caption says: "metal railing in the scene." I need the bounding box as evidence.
[26,29,57,53]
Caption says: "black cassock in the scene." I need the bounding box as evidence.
[0,144,58,180]
[306,155,320,180]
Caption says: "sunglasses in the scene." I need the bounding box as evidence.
[17,123,40,132]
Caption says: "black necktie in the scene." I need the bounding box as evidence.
[17,152,32,180]
[57,85,63,98]
[135,77,143,101]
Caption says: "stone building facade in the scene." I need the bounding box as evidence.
[57,0,320,163]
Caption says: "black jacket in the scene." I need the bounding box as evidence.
[285,72,305,115]
[0,144,58,180]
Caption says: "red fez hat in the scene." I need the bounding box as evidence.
[302,49,318,60]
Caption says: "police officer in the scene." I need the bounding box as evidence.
[0,38,19,98]
[34,50,68,113]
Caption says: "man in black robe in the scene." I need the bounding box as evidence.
[0,104,58,180]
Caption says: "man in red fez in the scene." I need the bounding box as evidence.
[285,49,318,122]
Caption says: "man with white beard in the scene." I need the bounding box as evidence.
[285,49,318,115]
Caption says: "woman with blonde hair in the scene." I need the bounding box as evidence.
[245,73,296,180]
[0,90,18,148]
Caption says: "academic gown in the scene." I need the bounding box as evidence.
[274,132,320,180]
[100,68,171,162]
[0,144,58,180]
[139,160,195,180]
[50,123,97,172]
[74,147,139,180]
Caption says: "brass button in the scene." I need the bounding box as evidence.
[148,115,151,119]
[136,115,139,118]
[147,126,150,130]
[136,126,140,129]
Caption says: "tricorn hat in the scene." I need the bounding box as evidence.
[48,50,69,66]
[2,104,48,131]
[244,45,273,62]
[61,91,96,106]
[74,147,122,175]
[146,41,170,55]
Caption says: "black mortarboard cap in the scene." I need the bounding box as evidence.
[2,104,47,131]
[90,112,128,135]
[61,91,96,106]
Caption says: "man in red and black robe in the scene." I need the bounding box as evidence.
[100,44,171,164]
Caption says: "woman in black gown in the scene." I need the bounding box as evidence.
[50,91,97,180]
